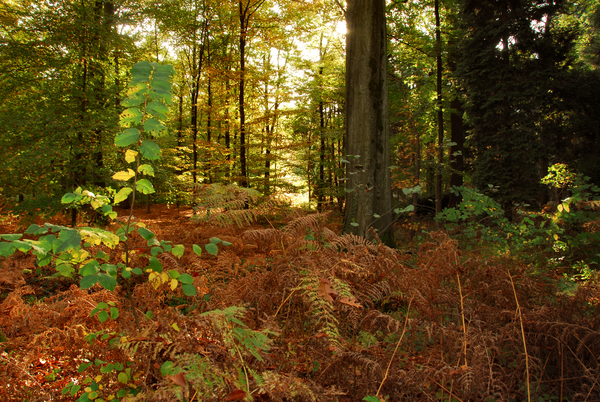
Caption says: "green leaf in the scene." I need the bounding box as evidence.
[182,283,196,296]
[97,273,117,291]
[172,244,184,258]
[121,96,144,107]
[110,307,119,320]
[178,273,193,284]
[96,302,109,310]
[160,361,174,376]
[148,256,163,272]
[25,224,48,235]
[80,274,98,289]
[146,102,169,120]
[120,108,143,127]
[137,227,155,241]
[114,187,133,204]
[117,371,129,384]
[132,267,143,275]
[130,61,153,80]
[98,311,109,323]
[136,179,155,195]
[0,242,16,257]
[115,128,140,147]
[1,234,22,241]
[78,362,93,373]
[80,260,100,276]
[55,229,81,253]
[144,118,168,137]
[205,243,218,256]
[140,140,161,160]
[192,244,202,256]
[70,384,81,396]
[12,240,32,252]
[138,164,155,176]
[168,270,180,279]
[56,263,73,278]
[101,264,117,276]
[61,193,82,204]
[149,88,172,104]
[209,237,222,244]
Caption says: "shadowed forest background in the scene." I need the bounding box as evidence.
[2,0,600,401]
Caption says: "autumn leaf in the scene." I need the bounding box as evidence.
[317,277,337,303]
[167,372,187,387]
[224,389,247,401]
[339,297,363,308]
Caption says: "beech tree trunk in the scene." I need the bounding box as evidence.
[343,0,394,247]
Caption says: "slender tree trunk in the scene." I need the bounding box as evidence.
[238,1,248,188]
[448,97,464,207]
[435,0,444,215]
[224,77,231,180]
[343,0,394,246]
[318,67,325,212]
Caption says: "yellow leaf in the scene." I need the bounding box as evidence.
[171,322,180,332]
[121,336,128,343]
[564,203,570,213]
[95,375,103,383]
[553,234,559,241]
[149,272,160,289]
[85,387,92,393]
[112,169,135,181]
[121,253,127,263]
[557,204,564,212]
[90,199,102,209]
[125,149,138,163]
[161,272,169,284]
[170,278,178,291]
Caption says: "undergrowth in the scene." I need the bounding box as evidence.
[3,206,600,401]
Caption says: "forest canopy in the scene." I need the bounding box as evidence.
[0,0,598,215]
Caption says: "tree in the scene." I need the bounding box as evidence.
[343,0,394,246]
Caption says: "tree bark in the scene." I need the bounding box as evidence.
[435,0,444,215]
[343,0,394,247]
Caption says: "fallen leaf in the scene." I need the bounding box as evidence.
[167,372,187,387]
[317,277,337,303]
[339,297,362,308]
[315,332,328,338]
[224,389,247,400]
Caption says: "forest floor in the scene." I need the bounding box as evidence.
[1,203,600,401]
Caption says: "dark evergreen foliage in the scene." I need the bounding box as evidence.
[456,0,600,209]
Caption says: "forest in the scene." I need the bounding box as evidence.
[1,0,600,400]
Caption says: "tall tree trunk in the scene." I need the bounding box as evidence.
[238,1,248,188]
[343,0,394,246]
[224,77,231,180]
[448,97,465,207]
[318,66,325,212]
[435,0,444,215]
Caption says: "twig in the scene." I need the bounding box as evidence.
[508,270,530,402]
[426,376,464,402]
[376,296,413,396]
[456,272,468,368]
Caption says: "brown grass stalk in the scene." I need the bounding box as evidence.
[376,296,413,397]
[508,270,531,402]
